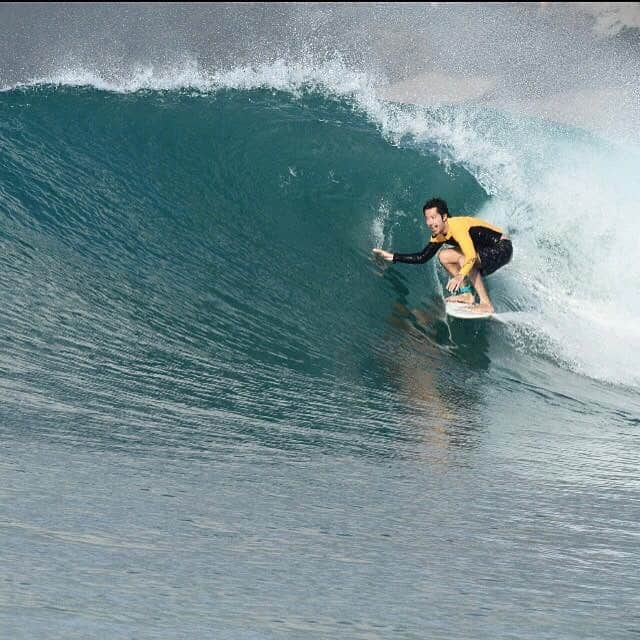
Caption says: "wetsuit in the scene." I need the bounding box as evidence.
[392,216,513,277]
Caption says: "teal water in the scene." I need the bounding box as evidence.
[2,85,640,639]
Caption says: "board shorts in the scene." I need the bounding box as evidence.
[477,238,513,276]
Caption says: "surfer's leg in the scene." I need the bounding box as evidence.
[468,239,513,313]
[437,248,463,277]
[438,249,474,303]
[469,268,494,313]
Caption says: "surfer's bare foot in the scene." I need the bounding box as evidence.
[446,292,474,304]
[472,303,494,314]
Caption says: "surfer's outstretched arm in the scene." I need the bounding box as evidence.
[373,243,440,264]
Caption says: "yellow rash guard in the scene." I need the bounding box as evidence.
[392,216,504,277]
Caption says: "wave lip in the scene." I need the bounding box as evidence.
[3,57,379,96]
[3,59,212,93]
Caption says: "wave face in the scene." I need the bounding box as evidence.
[0,81,477,441]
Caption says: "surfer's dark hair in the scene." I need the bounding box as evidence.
[423,198,449,218]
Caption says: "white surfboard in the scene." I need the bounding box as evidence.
[445,301,494,320]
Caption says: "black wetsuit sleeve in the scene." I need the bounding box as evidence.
[393,242,440,264]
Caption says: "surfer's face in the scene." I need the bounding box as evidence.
[424,207,446,235]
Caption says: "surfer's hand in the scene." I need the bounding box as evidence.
[447,275,465,292]
[373,249,394,262]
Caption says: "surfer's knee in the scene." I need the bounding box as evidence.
[438,248,457,265]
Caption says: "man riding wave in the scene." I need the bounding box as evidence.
[373,198,513,314]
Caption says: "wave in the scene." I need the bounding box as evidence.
[2,60,640,390]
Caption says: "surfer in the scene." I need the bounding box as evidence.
[373,198,512,314]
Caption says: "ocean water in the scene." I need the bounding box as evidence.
[2,46,640,640]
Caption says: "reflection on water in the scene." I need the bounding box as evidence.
[376,272,493,463]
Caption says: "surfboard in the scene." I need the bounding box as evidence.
[445,301,494,319]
